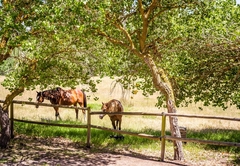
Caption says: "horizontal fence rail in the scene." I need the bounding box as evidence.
[0,99,88,110]
[1,99,240,161]
[91,110,240,160]
[165,136,240,147]
[91,125,160,140]
[91,111,240,121]
[13,119,88,128]
[164,113,240,121]
[0,99,90,139]
[91,111,164,116]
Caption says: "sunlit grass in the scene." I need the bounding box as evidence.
[13,119,240,165]
[1,76,240,164]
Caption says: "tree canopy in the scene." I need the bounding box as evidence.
[161,1,240,109]
[0,0,239,157]
[0,0,102,93]
[1,0,239,109]
[72,0,239,109]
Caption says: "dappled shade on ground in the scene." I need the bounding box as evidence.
[0,134,185,166]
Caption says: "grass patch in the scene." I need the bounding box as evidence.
[10,117,240,165]
[14,121,240,153]
[2,76,240,164]
[14,120,87,141]
[187,128,240,153]
[14,121,159,147]
[88,103,102,110]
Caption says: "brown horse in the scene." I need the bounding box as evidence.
[36,87,87,121]
[99,99,123,131]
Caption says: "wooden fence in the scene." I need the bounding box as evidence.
[1,99,240,161]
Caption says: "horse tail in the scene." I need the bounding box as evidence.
[82,90,87,107]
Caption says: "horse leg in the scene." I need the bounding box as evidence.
[54,107,61,121]
[78,102,86,122]
[115,120,120,136]
[116,120,119,130]
[76,109,79,120]
[82,109,86,122]
[118,119,122,130]
[117,119,124,139]
[73,103,78,120]
[111,119,116,130]
[75,108,79,120]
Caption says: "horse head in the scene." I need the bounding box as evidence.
[99,102,107,119]
[36,91,44,108]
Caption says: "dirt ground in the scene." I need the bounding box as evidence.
[0,135,193,166]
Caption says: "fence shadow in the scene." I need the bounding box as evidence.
[1,99,240,164]
[1,134,127,165]
[1,134,186,166]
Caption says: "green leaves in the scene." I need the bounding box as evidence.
[161,1,240,109]
[1,0,239,109]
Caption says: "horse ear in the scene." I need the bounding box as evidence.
[102,102,104,105]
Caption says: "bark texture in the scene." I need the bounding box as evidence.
[0,105,11,149]
[144,55,184,160]
[0,87,24,149]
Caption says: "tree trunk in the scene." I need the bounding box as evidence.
[0,105,11,149]
[143,54,184,160]
[167,99,184,160]
[0,87,24,149]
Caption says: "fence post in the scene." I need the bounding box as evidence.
[161,112,166,161]
[86,107,91,148]
[10,102,14,138]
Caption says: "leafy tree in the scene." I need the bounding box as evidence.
[0,57,15,75]
[0,0,40,148]
[163,1,240,109]
[0,0,239,161]
[77,0,197,160]
[76,0,239,160]
[0,0,100,148]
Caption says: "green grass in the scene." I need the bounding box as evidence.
[14,120,240,153]
[1,76,240,164]
[187,128,240,152]
[13,120,166,157]
[10,118,240,165]
[14,120,159,146]
[88,103,102,110]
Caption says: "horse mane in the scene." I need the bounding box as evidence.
[56,87,64,92]
[41,89,62,104]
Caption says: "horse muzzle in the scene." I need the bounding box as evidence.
[36,102,40,108]
[99,115,104,119]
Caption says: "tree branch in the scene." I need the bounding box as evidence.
[114,23,135,50]
[138,0,144,17]
[97,30,128,47]
[145,0,158,19]
[3,87,24,111]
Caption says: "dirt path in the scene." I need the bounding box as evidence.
[0,135,189,166]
